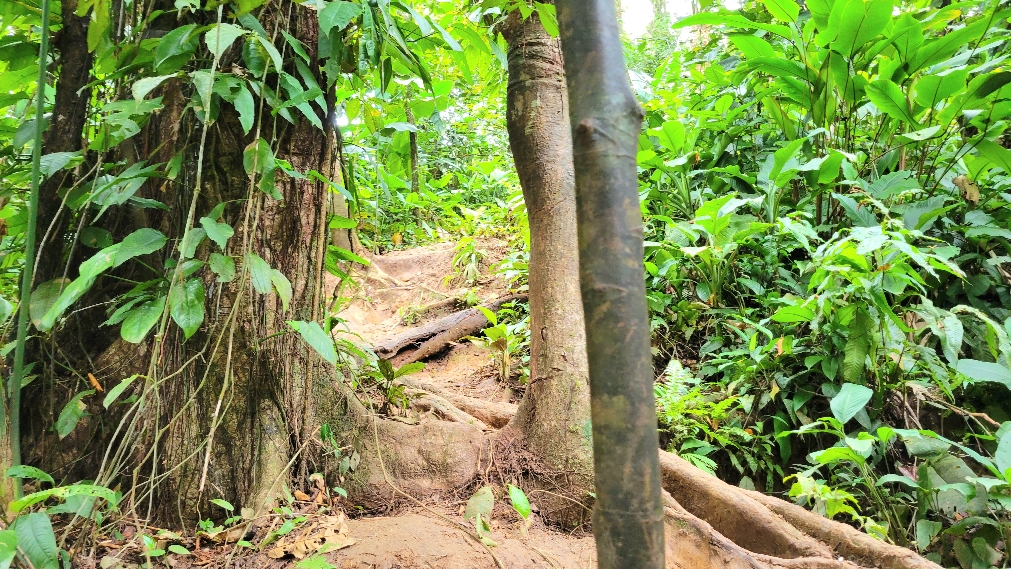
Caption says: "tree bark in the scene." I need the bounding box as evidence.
[36,0,93,285]
[500,5,595,524]
[555,0,665,566]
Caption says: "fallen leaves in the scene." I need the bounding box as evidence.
[266,512,355,559]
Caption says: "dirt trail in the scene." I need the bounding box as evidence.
[312,240,596,568]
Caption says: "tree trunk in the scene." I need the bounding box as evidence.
[555,0,666,566]
[36,0,93,285]
[500,6,594,524]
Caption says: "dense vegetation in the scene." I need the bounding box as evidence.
[1,0,1011,566]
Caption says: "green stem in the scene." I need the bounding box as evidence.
[9,0,52,498]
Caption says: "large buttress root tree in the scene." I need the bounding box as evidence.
[498,4,594,523]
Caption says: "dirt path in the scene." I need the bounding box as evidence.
[312,240,596,568]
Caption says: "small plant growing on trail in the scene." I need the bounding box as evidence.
[465,486,497,546]
[365,359,425,414]
[449,236,486,285]
[507,483,533,536]
[467,307,527,382]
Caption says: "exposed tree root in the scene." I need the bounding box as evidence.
[355,387,939,569]
[373,294,527,364]
[401,377,517,428]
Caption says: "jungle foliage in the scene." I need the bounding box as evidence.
[1,0,1011,566]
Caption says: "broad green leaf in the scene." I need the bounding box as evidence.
[762,0,799,22]
[255,35,284,72]
[975,139,1011,175]
[770,305,815,323]
[11,484,118,514]
[5,465,54,485]
[319,1,362,35]
[210,498,234,511]
[11,513,58,569]
[288,320,337,365]
[205,23,246,59]
[271,270,292,312]
[30,279,69,329]
[190,69,214,111]
[916,519,942,551]
[843,309,872,383]
[168,545,191,555]
[914,69,968,109]
[209,253,236,283]
[155,24,199,73]
[507,484,531,519]
[132,75,175,101]
[995,424,1011,475]
[956,359,1011,387]
[246,253,273,294]
[169,279,205,339]
[39,151,81,178]
[180,227,207,259]
[104,374,141,408]
[199,217,234,249]
[56,390,95,439]
[866,79,918,126]
[464,485,494,523]
[729,34,775,59]
[830,383,873,424]
[393,362,425,378]
[113,228,168,267]
[673,12,793,39]
[0,529,16,569]
[121,297,166,343]
[829,0,892,57]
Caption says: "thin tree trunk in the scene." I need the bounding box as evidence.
[555,1,665,566]
[500,5,594,523]
[36,0,93,285]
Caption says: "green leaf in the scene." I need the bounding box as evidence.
[672,11,793,39]
[830,383,873,424]
[199,217,234,249]
[5,465,54,485]
[113,228,168,267]
[56,390,95,439]
[319,1,362,35]
[30,279,69,330]
[762,0,799,22]
[169,279,205,339]
[956,359,1011,387]
[288,320,337,365]
[771,305,814,323]
[464,486,495,524]
[394,362,425,378]
[842,309,872,383]
[179,228,207,259]
[271,270,292,312]
[916,519,942,551]
[205,23,246,59]
[994,425,1011,475]
[914,69,968,109]
[168,544,190,555]
[829,0,892,57]
[209,253,236,283]
[104,374,140,408]
[12,484,118,514]
[39,151,81,178]
[0,529,17,569]
[975,139,1011,175]
[246,253,273,294]
[866,79,918,126]
[255,35,284,72]
[11,513,58,569]
[507,484,530,519]
[210,498,234,511]
[155,24,199,73]
[132,75,175,101]
[121,296,166,343]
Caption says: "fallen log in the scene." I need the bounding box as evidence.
[374,294,527,364]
